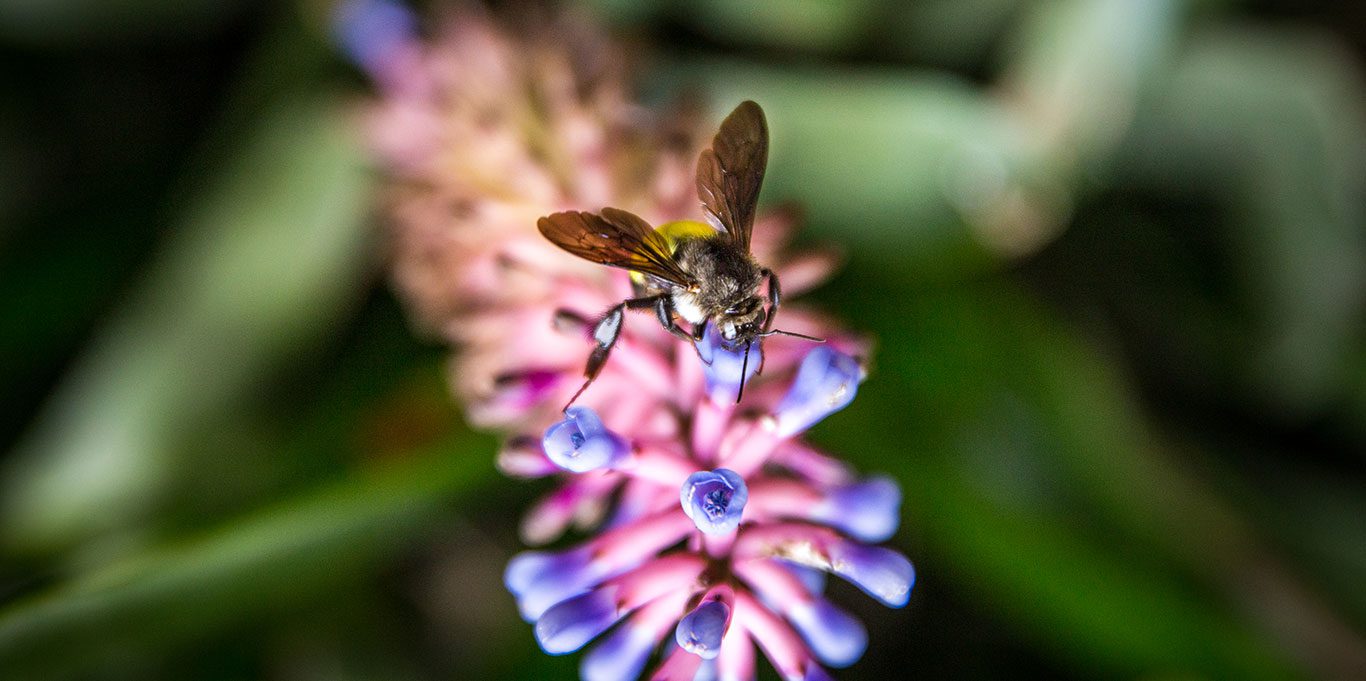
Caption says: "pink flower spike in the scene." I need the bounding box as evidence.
[717,421,784,478]
[716,624,756,681]
[496,436,558,479]
[702,531,737,559]
[650,645,704,681]
[733,559,814,611]
[737,559,867,667]
[746,476,901,543]
[771,442,855,487]
[691,398,735,465]
[737,523,914,607]
[733,590,809,681]
[745,479,824,524]
[581,590,691,681]
[593,509,694,569]
[619,445,695,487]
[609,553,708,611]
[519,477,594,546]
[367,10,916,677]
[770,249,842,298]
[599,338,678,397]
[734,523,839,566]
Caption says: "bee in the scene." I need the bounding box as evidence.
[538,100,820,407]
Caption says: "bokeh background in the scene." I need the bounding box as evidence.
[3,0,1366,679]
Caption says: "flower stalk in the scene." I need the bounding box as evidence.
[348,3,915,678]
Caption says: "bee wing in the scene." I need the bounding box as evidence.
[537,207,698,287]
[696,100,768,253]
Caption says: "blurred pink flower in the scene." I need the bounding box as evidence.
[348,4,913,679]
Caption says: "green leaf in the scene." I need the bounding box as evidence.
[0,434,496,680]
[0,93,374,554]
[817,278,1317,679]
[1119,26,1366,417]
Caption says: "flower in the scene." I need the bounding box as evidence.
[681,469,750,535]
[493,334,914,681]
[544,407,630,473]
[350,5,914,679]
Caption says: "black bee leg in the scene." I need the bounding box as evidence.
[761,268,782,333]
[648,296,695,342]
[564,295,678,410]
[564,302,627,410]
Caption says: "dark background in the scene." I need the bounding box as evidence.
[2,1,1365,679]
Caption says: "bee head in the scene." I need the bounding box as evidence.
[719,296,766,345]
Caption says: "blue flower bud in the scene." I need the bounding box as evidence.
[680,469,749,535]
[788,597,867,667]
[505,547,603,621]
[581,619,656,681]
[675,600,730,659]
[543,406,629,473]
[828,543,914,608]
[696,323,762,403]
[815,476,901,542]
[535,588,620,654]
[781,560,828,596]
[772,347,863,437]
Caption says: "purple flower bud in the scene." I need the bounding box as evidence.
[681,469,749,535]
[581,620,656,681]
[332,0,417,79]
[675,600,730,659]
[697,323,762,403]
[814,476,901,542]
[772,347,863,437]
[505,547,607,621]
[828,542,914,608]
[788,597,867,667]
[782,560,828,596]
[536,588,621,654]
[543,406,629,473]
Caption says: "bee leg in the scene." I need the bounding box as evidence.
[761,268,782,333]
[564,302,627,410]
[648,296,695,342]
[564,296,670,409]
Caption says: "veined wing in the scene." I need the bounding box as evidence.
[696,100,768,253]
[537,207,697,287]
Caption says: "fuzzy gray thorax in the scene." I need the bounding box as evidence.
[669,237,765,334]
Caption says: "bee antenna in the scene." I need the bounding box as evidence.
[736,341,751,404]
[759,328,826,343]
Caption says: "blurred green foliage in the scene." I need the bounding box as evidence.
[2,1,1365,679]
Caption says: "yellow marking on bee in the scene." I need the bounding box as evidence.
[630,220,718,286]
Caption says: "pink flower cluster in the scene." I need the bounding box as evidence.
[346,3,914,679]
